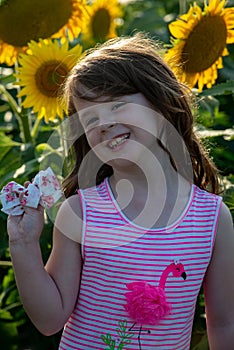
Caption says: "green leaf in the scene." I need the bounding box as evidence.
[0,132,21,147]
[0,146,11,163]
[0,309,18,350]
[198,95,219,120]
[0,133,21,165]
[191,333,209,350]
[199,81,234,96]
[12,159,39,179]
[0,157,39,185]
[0,147,21,184]
[35,143,55,155]
[0,73,16,85]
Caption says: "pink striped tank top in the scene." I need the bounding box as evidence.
[59,178,222,350]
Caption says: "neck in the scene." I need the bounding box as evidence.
[114,142,171,177]
[110,149,179,193]
[108,149,191,229]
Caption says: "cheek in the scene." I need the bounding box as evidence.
[86,130,99,148]
[85,131,108,161]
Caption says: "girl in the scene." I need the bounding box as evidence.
[7,34,234,349]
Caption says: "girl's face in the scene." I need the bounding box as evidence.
[74,93,165,168]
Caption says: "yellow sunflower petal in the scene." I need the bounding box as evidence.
[15,38,83,122]
[197,73,205,92]
[205,0,226,15]
[222,8,234,27]
[82,0,123,45]
[226,29,234,43]
[168,4,202,40]
[222,47,229,56]
[166,0,234,91]
[0,0,87,66]
[168,21,191,40]
[182,71,199,89]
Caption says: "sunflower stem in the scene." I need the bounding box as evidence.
[0,84,20,118]
[0,84,32,143]
[18,108,32,144]
[179,0,187,14]
[31,117,42,141]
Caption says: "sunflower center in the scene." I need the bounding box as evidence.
[182,15,227,73]
[0,0,72,47]
[35,61,68,97]
[91,8,111,41]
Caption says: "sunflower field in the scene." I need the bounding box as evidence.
[0,0,234,349]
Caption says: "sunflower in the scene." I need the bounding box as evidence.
[165,0,234,91]
[16,39,82,123]
[0,0,87,66]
[82,0,123,44]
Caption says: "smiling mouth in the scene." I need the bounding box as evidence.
[108,133,130,149]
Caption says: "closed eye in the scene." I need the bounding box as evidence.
[80,116,99,130]
[111,102,127,111]
[86,116,98,126]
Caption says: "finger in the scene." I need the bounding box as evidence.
[23,204,44,215]
[18,191,25,203]
[24,181,31,188]
[38,204,44,212]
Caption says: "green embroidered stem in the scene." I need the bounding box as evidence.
[100,320,134,349]
[100,333,116,350]
[117,320,134,349]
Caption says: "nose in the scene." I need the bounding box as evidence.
[99,122,116,134]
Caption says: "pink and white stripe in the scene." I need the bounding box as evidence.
[59,178,222,350]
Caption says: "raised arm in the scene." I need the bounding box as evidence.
[204,201,234,349]
[8,194,83,335]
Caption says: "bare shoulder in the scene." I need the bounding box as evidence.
[217,200,233,230]
[210,201,234,264]
[215,201,234,249]
[204,201,234,327]
[54,194,83,243]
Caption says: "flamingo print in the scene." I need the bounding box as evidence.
[124,261,187,349]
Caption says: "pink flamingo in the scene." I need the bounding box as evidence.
[124,261,187,349]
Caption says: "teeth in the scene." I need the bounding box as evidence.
[108,134,129,149]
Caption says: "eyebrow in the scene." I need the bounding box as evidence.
[78,107,97,120]
[78,102,106,120]
[78,98,127,119]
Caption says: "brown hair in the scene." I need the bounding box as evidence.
[62,33,221,197]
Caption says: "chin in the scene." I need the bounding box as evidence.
[107,157,139,170]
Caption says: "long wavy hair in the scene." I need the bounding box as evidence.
[62,33,221,197]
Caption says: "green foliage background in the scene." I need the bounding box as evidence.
[0,0,234,349]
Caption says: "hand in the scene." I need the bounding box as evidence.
[7,181,44,244]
